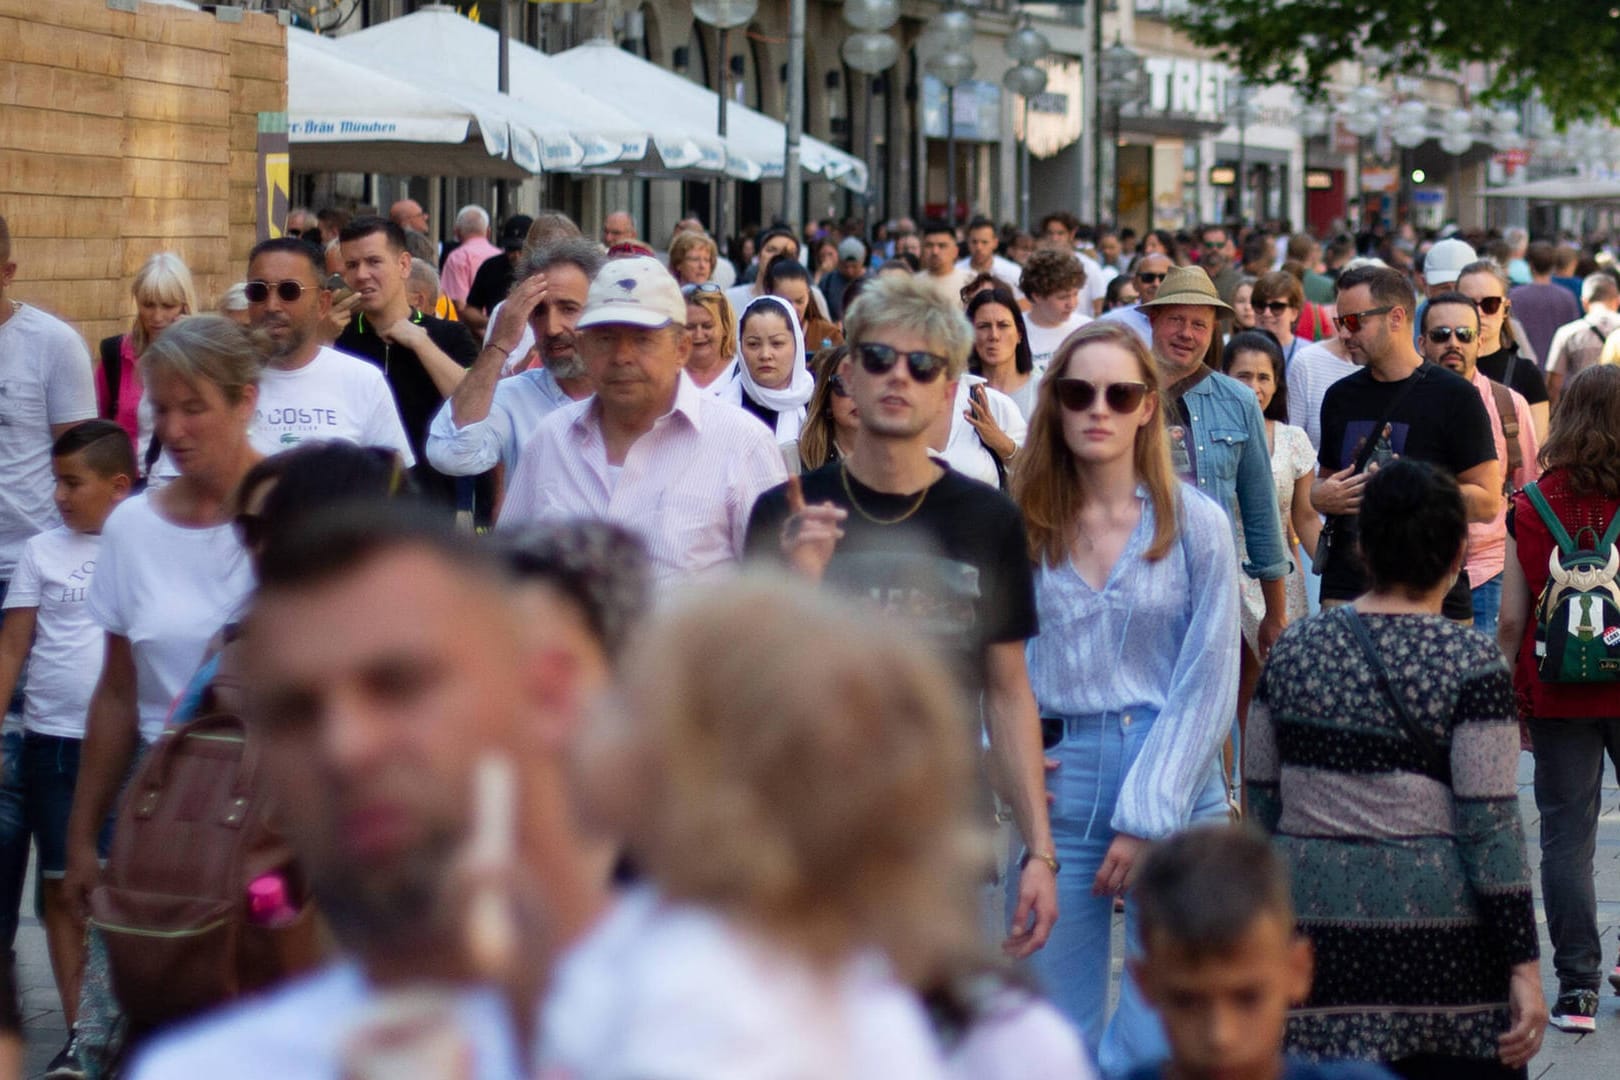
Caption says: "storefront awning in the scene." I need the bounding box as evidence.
[1482,176,1620,202]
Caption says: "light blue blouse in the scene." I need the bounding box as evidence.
[1026,482,1241,839]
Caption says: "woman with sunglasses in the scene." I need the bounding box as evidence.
[96,252,198,467]
[682,283,737,390]
[1457,260,1551,443]
[1250,272,1306,373]
[62,316,261,1000]
[723,296,815,444]
[791,346,859,473]
[1010,321,1239,1075]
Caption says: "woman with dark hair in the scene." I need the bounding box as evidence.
[1221,330,1318,721]
[1101,275,1138,313]
[1138,229,1180,265]
[1248,459,1545,1079]
[967,289,1038,421]
[723,296,814,444]
[766,256,843,350]
[1497,364,1620,1034]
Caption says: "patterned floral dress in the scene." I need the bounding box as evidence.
[1245,610,1539,1065]
[1235,421,1315,655]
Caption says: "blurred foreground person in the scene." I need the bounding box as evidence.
[543,579,988,1078]
[129,508,611,1078]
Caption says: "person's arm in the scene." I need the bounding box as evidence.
[1456,458,1504,523]
[0,609,37,749]
[984,640,1058,959]
[1289,471,1322,559]
[1241,694,1283,834]
[377,320,468,398]
[1496,533,1532,667]
[455,302,490,339]
[1232,396,1290,652]
[1310,464,1368,516]
[62,632,140,918]
[451,276,545,429]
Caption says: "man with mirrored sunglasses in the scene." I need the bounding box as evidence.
[1417,292,1539,635]
[745,273,1059,965]
[1097,252,1171,348]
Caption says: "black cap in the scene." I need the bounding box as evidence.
[499,215,534,251]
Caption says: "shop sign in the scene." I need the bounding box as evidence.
[923,76,1002,141]
[1140,57,1233,124]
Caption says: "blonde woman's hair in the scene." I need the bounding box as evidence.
[842,273,973,379]
[687,288,737,363]
[669,231,720,281]
[1014,321,1180,565]
[618,578,990,986]
[129,252,199,356]
[139,314,264,404]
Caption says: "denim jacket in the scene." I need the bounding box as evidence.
[1178,370,1291,581]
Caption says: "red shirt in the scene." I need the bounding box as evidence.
[1508,468,1620,719]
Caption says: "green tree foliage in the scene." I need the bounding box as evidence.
[1173,0,1620,125]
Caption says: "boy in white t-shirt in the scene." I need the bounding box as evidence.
[0,420,133,1029]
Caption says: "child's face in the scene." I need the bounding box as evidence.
[1132,914,1312,1080]
[52,453,130,534]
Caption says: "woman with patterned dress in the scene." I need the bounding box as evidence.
[1246,460,1546,1080]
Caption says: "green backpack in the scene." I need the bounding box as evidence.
[1524,482,1620,683]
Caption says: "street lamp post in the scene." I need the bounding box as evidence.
[841,0,900,243]
[1227,77,1257,226]
[1293,99,1330,236]
[921,8,975,226]
[1098,35,1142,228]
[692,0,758,249]
[1003,16,1049,233]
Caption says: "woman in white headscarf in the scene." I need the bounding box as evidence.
[724,294,815,445]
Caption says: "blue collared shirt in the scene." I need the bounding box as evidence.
[1175,369,1291,581]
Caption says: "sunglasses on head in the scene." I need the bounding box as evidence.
[1426,325,1476,345]
[244,279,310,303]
[1332,305,1394,334]
[1136,272,1167,284]
[855,342,949,383]
[1474,295,1505,316]
[681,282,724,297]
[1055,378,1149,414]
[1258,301,1293,315]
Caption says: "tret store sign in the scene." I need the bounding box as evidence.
[1138,56,1236,125]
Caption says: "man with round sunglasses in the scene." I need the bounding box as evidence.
[1312,264,1501,624]
[1142,265,1292,658]
[1417,292,1540,636]
[745,273,1059,965]
[243,237,415,465]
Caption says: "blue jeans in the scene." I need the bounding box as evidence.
[0,730,28,957]
[1471,573,1503,639]
[1007,707,1228,1079]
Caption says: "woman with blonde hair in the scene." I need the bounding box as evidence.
[1010,321,1240,1074]
[670,230,720,288]
[682,283,736,390]
[543,578,990,1076]
[96,251,198,459]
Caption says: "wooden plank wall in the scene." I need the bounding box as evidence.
[0,1,286,349]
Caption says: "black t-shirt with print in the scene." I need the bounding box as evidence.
[1317,363,1496,618]
[1477,345,1548,407]
[746,461,1038,693]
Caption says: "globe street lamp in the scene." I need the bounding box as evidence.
[922,9,976,227]
[1098,35,1143,228]
[1003,16,1049,232]
[1225,77,1259,226]
[693,0,758,251]
[841,0,900,240]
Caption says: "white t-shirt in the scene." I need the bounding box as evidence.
[1023,311,1094,372]
[0,304,98,577]
[540,887,947,1080]
[128,962,523,1080]
[252,346,416,465]
[945,988,1094,1080]
[2,526,102,738]
[938,375,1028,488]
[87,494,255,741]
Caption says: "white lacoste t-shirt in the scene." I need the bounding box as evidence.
[3,526,102,738]
[251,346,416,464]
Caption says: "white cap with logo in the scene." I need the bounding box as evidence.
[1423,238,1478,287]
[577,256,688,330]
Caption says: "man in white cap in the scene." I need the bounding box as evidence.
[498,256,787,584]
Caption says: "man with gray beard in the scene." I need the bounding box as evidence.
[244,237,415,460]
[427,240,602,489]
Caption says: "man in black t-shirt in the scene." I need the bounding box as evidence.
[745,273,1057,960]
[335,217,479,509]
[1312,265,1501,621]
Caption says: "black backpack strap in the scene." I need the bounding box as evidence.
[98,336,123,420]
[1339,606,1451,782]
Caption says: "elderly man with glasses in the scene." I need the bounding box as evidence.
[1097,252,1173,347]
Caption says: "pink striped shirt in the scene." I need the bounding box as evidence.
[498,372,788,583]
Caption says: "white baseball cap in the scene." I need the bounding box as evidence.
[577,256,687,330]
[1423,237,1478,286]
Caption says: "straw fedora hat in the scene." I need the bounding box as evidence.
[1138,265,1232,312]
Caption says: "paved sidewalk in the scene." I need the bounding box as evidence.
[12,752,1620,1076]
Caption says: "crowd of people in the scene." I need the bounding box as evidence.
[0,196,1616,1080]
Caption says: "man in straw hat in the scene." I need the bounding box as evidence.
[1142,265,1291,658]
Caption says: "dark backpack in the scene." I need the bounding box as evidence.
[1524,482,1620,684]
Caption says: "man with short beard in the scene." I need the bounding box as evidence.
[244,237,415,460]
[427,241,603,487]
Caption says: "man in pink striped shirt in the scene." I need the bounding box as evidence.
[498,256,787,583]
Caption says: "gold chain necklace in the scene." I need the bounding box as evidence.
[840,462,930,525]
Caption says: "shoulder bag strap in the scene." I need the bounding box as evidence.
[98,336,123,419]
[1524,482,1579,557]
[1339,606,1450,781]
[1488,379,1521,488]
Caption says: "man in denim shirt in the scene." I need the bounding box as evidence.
[1143,266,1291,656]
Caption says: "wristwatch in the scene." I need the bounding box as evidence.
[1019,849,1061,874]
